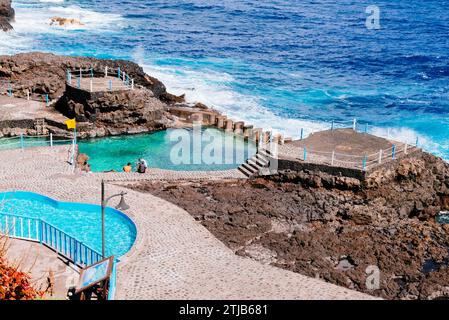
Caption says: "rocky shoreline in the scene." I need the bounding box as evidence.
[0,0,14,32]
[0,52,196,138]
[130,152,449,300]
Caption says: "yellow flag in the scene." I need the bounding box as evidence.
[65,118,76,129]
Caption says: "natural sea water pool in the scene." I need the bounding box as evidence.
[78,127,257,172]
[0,191,136,258]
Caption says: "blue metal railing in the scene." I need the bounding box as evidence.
[0,212,116,299]
[0,212,102,268]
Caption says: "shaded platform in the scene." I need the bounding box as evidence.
[5,238,79,300]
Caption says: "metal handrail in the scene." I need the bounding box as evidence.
[0,212,103,268]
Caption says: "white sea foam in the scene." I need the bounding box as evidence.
[11,4,124,34]
[139,56,446,159]
[39,0,64,3]
[0,31,31,55]
[141,61,328,139]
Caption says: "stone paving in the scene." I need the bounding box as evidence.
[0,146,377,299]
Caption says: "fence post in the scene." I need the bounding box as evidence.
[8,84,12,97]
[331,150,335,165]
[78,77,81,89]
[300,128,303,140]
[109,80,112,91]
[362,155,367,170]
[123,71,126,83]
[45,94,49,107]
[20,133,24,150]
[404,143,408,154]
[303,147,307,161]
[39,220,43,244]
[26,89,30,101]
[352,118,357,131]
[118,67,121,79]
[105,66,108,77]
[392,144,396,159]
[378,149,382,164]
[79,68,82,80]
[415,136,419,147]
[50,133,53,147]
[131,79,134,90]
[90,67,94,78]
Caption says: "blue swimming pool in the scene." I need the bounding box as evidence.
[0,191,136,258]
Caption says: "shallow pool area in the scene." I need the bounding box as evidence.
[0,191,136,258]
[78,127,256,172]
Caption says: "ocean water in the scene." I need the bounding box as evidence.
[1,0,448,159]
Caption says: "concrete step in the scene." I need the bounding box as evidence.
[237,165,253,177]
[255,153,269,166]
[241,163,258,174]
[247,159,261,171]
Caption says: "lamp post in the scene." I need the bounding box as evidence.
[101,180,130,258]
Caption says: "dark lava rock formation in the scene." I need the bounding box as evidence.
[0,0,14,31]
[0,52,187,137]
[130,153,449,300]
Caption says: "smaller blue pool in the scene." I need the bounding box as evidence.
[0,191,136,258]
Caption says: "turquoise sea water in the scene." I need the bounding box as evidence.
[1,0,448,159]
[0,191,136,258]
[78,127,256,172]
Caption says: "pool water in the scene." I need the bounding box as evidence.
[78,127,256,172]
[0,191,136,258]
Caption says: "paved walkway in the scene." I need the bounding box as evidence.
[0,146,376,299]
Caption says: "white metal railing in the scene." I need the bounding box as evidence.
[0,80,52,106]
[295,118,420,148]
[278,139,417,171]
[66,66,135,92]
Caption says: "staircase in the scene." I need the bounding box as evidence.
[238,148,272,177]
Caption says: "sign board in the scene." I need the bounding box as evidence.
[75,256,114,294]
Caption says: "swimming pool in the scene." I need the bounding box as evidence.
[0,191,136,258]
[78,127,256,172]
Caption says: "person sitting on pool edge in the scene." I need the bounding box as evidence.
[136,158,148,173]
[123,163,132,173]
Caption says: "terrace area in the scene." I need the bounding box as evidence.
[0,145,375,300]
